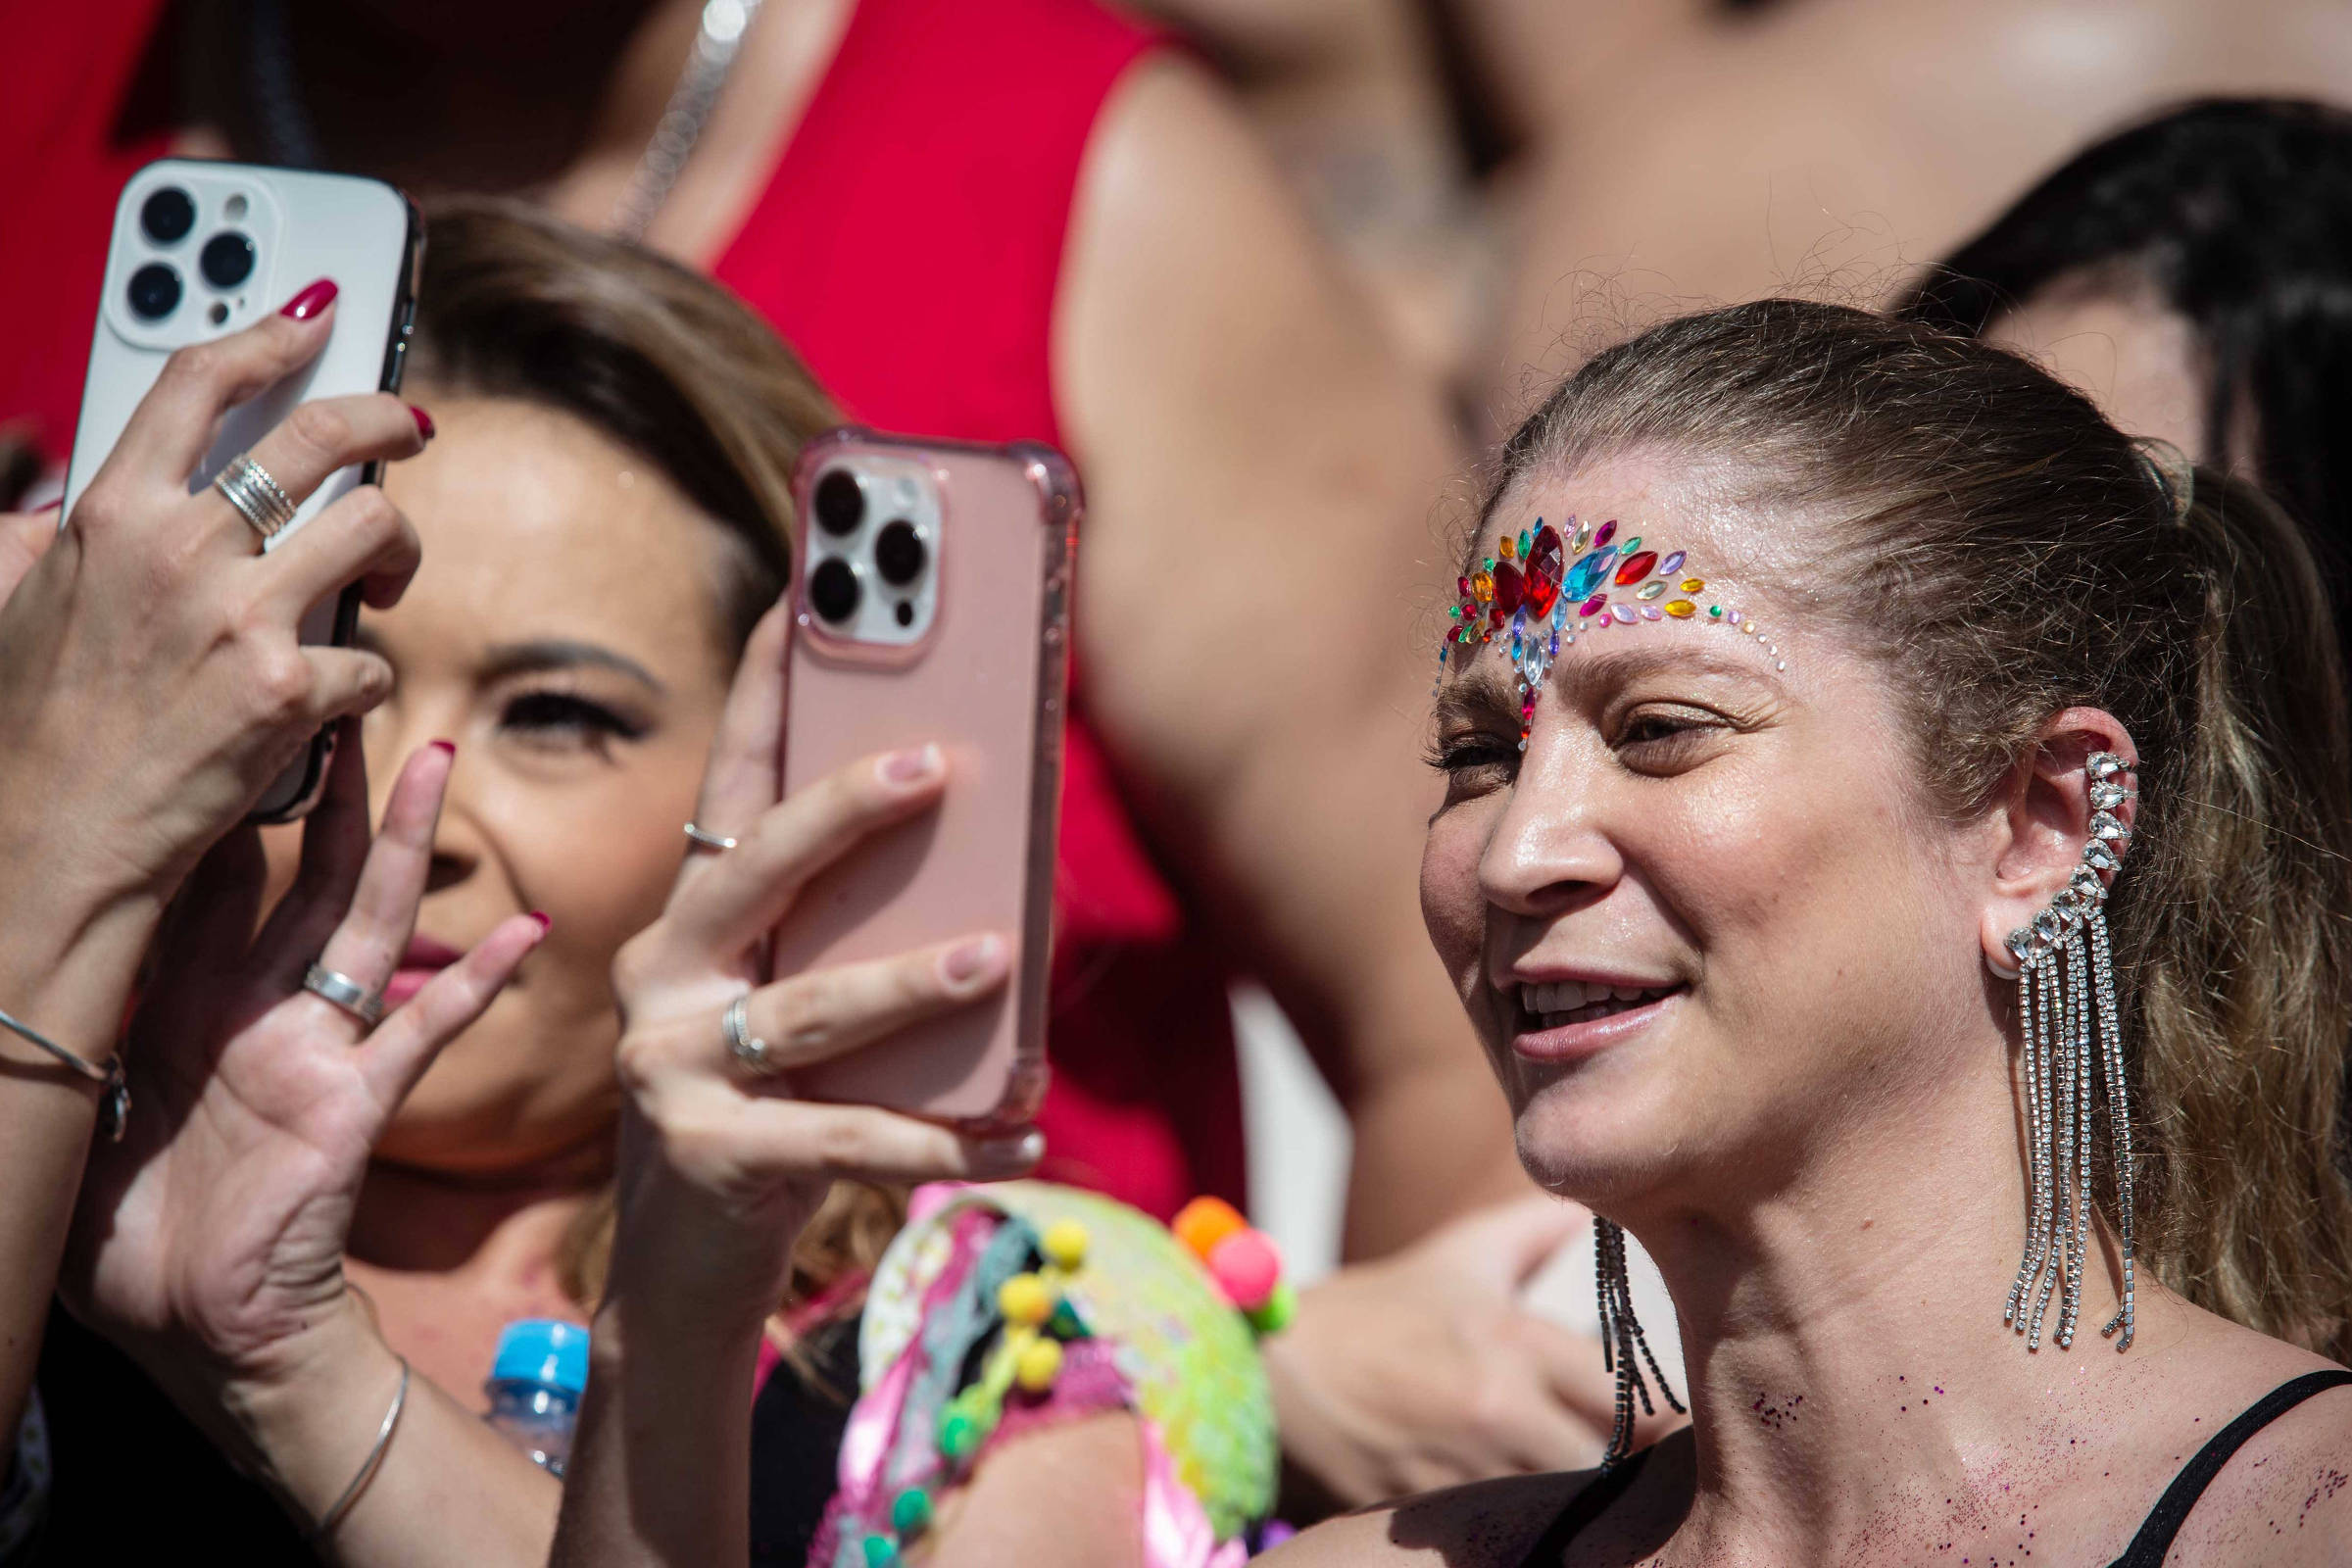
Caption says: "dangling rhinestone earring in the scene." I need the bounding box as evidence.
[1593,1216,1685,1468]
[1991,751,2137,1352]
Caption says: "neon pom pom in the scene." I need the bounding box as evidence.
[1015,1336,1065,1393]
[1171,1196,1248,1261]
[939,1405,983,1461]
[861,1534,900,1567]
[891,1487,934,1537]
[1041,1219,1090,1271]
[1247,1280,1298,1335]
[1207,1229,1283,1311]
[998,1272,1054,1326]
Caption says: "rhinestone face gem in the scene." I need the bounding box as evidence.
[1613,550,1660,587]
[1579,594,1608,617]
[1493,561,1525,614]
[1635,580,1667,601]
[1665,600,1696,618]
[1640,605,1663,620]
[1609,604,1636,623]
[1726,609,1743,626]
[1564,547,1618,601]
[1592,519,1618,548]
[1658,551,1687,577]
[1680,578,1705,593]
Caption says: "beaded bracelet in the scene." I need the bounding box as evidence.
[0,1004,129,1141]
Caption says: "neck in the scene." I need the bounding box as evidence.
[348,1135,612,1278]
[1625,1052,2134,1559]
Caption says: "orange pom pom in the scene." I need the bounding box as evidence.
[1171,1196,1248,1262]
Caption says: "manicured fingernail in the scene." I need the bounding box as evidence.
[528,911,552,933]
[880,744,944,785]
[941,934,1006,985]
[279,278,338,319]
[973,1129,1045,1173]
[428,739,456,757]
[410,405,435,441]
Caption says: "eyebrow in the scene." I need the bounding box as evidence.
[355,627,667,694]
[1433,639,1785,724]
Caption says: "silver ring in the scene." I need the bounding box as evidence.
[212,453,299,545]
[683,822,738,853]
[721,994,776,1076]
[303,964,385,1029]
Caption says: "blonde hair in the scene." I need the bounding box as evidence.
[1486,299,2352,1355]
[410,198,905,1321]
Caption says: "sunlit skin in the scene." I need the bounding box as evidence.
[261,390,743,1395]
[1986,272,2212,465]
[1419,453,1993,1213]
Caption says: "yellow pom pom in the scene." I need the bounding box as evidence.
[1041,1219,1090,1272]
[998,1272,1055,1327]
[1014,1336,1064,1393]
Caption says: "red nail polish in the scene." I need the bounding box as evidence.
[527,911,552,934]
[410,405,435,441]
[279,278,338,320]
[428,739,456,757]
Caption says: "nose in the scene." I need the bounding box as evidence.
[361,706,478,897]
[1478,740,1624,919]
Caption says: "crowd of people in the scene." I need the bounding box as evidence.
[4,1,2352,1563]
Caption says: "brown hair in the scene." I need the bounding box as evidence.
[1482,298,2352,1356]
[406,198,901,1328]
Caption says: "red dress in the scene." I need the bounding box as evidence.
[0,0,1244,1222]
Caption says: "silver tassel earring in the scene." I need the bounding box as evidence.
[1996,751,2137,1352]
[1594,1216,1685,1468]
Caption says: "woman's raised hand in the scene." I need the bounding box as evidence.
[0,286,426,919]
[601,602,1040,1329]
[58,734,545,1422]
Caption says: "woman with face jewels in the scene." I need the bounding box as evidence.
[1263,298,2352,1566]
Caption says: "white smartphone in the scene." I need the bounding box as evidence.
[61,158,423,821]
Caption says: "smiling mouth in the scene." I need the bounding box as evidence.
[1515,980,1685,1031]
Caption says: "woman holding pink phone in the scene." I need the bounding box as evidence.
[24,202,1279,1568]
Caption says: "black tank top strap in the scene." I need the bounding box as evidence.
[2106,1368,2352,1568]
[1515,1448,1654,1568]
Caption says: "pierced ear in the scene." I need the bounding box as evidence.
[1980,708,2138,976]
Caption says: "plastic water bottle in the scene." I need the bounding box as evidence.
[483,1319,588,1476]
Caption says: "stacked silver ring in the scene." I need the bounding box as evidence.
[721,994,776,1076]
[213,454,298,544]
[683,822,738,853]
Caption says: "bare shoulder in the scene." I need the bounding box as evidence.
[2164,1355,2352,1567]
[1256,1471,1589,1568]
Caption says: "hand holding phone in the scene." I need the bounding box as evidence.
[0,294,426,911]
[772,431,1077,1129]
[62,159,421,819]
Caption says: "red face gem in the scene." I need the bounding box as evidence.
[1612,550,1658,587]
[1524,527,1565,615]
[1492,560,1525,614]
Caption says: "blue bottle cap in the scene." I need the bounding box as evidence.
[490,1318,590,1394]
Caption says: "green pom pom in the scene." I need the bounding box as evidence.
[1049,1299,1088,1339]
[860,1534,900,1567]
[1248,1280,1298,1336]
[891,1486,935,1538]
[939,1408,982,1461]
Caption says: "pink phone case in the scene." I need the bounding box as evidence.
[772,429,1075,1130]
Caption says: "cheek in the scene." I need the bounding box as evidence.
[1419,802,1494,995]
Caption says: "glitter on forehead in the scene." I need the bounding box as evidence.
[1432,515,1788,747]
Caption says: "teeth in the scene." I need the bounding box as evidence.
[1518,981,1674,1021]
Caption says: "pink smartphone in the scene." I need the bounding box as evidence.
[772,428,1076,1131]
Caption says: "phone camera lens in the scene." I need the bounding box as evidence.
[140,187,196,244]
[809,557,861,622]
[894,600,916,628]
[874,520,927,586]
[814,470,864,536]
[200,231,256,289]
[126,262,182,320]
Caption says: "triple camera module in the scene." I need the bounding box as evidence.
[807,466,935,642]
[126,184,256,326]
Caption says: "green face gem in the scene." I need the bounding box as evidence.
[1709,605,1723,617]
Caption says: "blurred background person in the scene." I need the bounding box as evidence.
[1,0,1626,1502]
[1477,0,2352,427]
[1899,97,2352,674]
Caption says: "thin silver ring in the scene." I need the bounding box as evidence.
[683,822,738,853]
[212,453,298,545]
[303,964,385,1029]
[721,994,776,1076]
